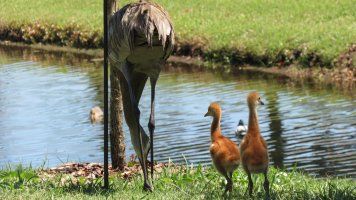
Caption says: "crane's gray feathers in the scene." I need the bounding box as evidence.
[108,0,174,190]
[109,1,174,64]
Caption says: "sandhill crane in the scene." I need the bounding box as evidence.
[240,92,269,197]
[108,0,174,191]
[204,102,240,194]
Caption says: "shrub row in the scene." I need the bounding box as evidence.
[174,39,354,69]
[0,22,102,48]
[0,22,354,69]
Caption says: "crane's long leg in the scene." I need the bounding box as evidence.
[128,79,150,191]
[120,62,151,191]
[148,77,157,181]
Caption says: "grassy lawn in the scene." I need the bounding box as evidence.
[160,0,356,61]
[0,164,355,199]
[0,0,102,30]
[0,0,355,66]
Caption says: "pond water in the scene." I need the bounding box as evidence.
[0,45,355,178]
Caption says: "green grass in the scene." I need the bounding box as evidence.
[0,0,355,66]
[0,0,102,31]
[1,164,355,199]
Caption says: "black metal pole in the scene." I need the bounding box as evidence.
[103,0,109,189]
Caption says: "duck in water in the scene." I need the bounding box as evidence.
[90,106,103,123]
[235,119,247,137]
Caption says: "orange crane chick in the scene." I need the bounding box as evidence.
[240,92,269,197]
[204,102,240,194]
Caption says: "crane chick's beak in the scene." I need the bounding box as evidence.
[258,99,265,105]
[204,111,210,117]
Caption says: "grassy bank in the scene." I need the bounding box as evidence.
[0,163,355,199]
[0,0,355,68]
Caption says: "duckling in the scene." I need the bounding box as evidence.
[204,102,240,194]
[235,119,247,137]
[240,92,269,197]
[90,106,103,123]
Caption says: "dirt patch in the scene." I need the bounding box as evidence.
[37,161,187,181]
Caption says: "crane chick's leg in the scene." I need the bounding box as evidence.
[148,77,157,181]
[264,170,270,198]
[247,171,253,197]
[229,171,233,192]
[121,63,151,191]
[223,173,232,195]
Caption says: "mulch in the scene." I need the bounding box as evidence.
[37,161,172,180]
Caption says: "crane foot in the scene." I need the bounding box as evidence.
[143,182,153,192]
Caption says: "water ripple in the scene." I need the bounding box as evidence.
[0,48,355,178]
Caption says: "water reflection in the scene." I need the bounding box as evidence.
[0,45,104,167]
[265,91,285,169]
[0,45,355,179]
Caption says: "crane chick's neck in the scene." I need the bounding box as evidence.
[247,106,260,136]
[210,115,222,141]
